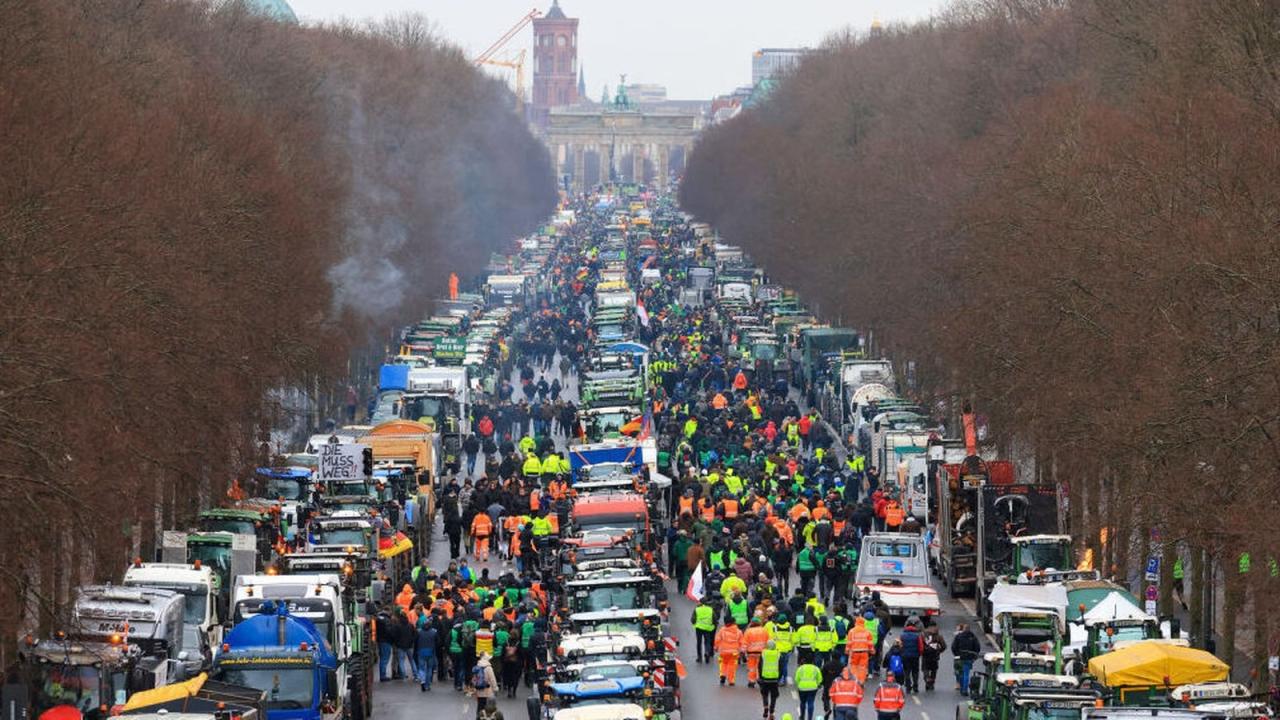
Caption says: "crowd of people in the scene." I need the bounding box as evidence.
[358,193,988,720]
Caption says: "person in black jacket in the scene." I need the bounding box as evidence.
[443,498,463,559]
[951,623,982,695]
[391,610,415,680]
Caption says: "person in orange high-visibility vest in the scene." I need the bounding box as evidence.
[548,478,568,500]
[470,513,493,561]
[448,272,459,300]
[829,666,864,720]
[741,618,770,685]
[719,497,740,520]
[845,616,875,682]
[678,492,695,518]
[714,620,744,686]
[698,497,717,522]
[873,671,906,720]
[884,501,905,531]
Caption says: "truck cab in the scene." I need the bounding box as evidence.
[122,563,221,670]
[160,531,258,619]
[230,575,370,720]
[15,636,138,720]
[253,467,316,543]
[1008,536,1075,578]
[563,570,664,615]
[527,676,676,720]
[197,509,278,565]
[854,532,940,621]
[211,603,342,720]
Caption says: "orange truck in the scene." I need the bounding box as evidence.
[359,420,440,558]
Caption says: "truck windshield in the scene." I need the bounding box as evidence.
[217,666,314,709]
[314,527,368,546]
[202,519,258,536]
[33,664,108,716]
[575,586,640,611]
[264,479,308,502]
[1019,543,1070,571]
[187,545,231,583]
[1092,625,1150,653]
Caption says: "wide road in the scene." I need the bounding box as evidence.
[372,509,987,720]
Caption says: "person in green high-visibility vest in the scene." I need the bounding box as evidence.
[1172,556,1187,610]
[794,661,823,720]
[760,640,782,718]
[691,597,717,663]
[727,591,750,628]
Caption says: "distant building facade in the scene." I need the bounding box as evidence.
[750,47,809,86]
[531,1,580,128]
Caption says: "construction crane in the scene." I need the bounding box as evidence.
[474,8,539,65]
[474,9,539,109]
[480,49,528,110]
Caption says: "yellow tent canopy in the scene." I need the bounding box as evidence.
[121,673,208,711]
[1087,642,1228,687]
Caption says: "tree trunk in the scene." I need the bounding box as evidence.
[1221,555,1240,668]
[1189,547,1204,648]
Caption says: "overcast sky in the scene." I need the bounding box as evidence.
[289,0,949,99]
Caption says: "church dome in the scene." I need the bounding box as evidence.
[236,0,298,23]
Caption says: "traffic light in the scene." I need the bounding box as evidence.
[362,447,374,477]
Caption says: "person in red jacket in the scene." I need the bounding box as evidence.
[873,671,906,720]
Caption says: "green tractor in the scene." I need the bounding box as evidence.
[962,612,1099,720]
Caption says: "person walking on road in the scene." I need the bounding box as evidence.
[692,597,717,664]
[716,619,744,686]
[828,666,865,720]
[952,622,982,695]
[874,671,907,720]
[760,640,782,719]
[922,625,947,691]
[794,660,823,720]
[845,615,874,682]
[471,653,497,720]
[899,618,923,693]
[470,511,493,562]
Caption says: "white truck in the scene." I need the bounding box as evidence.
[72,584,196,681]
[854,532,941,621]
[123,563,222,669]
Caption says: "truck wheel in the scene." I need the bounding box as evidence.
[349,658,368,720]
[525,696,541,720]
[947,569,960,599]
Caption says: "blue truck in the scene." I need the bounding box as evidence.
[211,602,346,720]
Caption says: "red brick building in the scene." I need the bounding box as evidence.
[530,1,579,129]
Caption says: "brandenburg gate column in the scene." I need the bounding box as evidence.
[632,144,645,186]
[597,143,610,187]
[572,143,586,194]
[656,144,670,193]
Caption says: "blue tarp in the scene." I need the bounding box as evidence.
[379,364,410,392]
[568,443,642,481]
[608,342,649,355]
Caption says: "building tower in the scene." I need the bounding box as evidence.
[531,0,579,128]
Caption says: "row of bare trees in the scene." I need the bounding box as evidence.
[0,0,554,657]
[683,0,1279,682]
